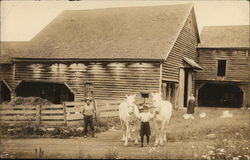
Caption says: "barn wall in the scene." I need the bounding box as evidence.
[0,64,14,97]
[0,64,13,83]
[196,49,250,82]
[162,8,198,82]
[6,61,160,102]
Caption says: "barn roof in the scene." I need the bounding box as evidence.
[1,4,197,61]
[198,25,250,49]
[0,42,28,64]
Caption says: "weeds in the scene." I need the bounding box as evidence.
[202,136,250,160]
[104,149,119,159]
[78,149,92,159]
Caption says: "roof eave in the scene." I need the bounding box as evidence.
[12,58,165,63]
[197,46,250,49]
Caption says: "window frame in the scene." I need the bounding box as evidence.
[217,59,227,77]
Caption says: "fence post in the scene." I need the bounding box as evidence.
[36,105,41,127]
[63,102,67,127]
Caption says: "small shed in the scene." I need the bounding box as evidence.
[196,25,250,108]
[0,4,201,108]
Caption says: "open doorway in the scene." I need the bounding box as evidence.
[198,83,243,108]
[0,80,11,103]
[15,80,74,104]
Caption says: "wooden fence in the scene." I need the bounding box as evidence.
[0,105,65,126]
[64,101,120,127]
[0,101,121,127]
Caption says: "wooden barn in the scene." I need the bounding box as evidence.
[0,4,201,109]
[196,25,250,108]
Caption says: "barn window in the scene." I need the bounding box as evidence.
[141,92,149,98]
[85,82,94,97]
[217,60,227,76]
[140,92,149,105]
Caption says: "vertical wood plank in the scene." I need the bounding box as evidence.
[63,103,67,126]
[36,105,41,127]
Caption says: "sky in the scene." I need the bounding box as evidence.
[0,0,249,41]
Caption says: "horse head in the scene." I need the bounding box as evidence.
[151,92,163,114]
[125,94,138,115]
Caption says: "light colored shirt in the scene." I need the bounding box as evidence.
[138,112,154,122]
[83,103,95,116]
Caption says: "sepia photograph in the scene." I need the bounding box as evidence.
[0,0,249,159]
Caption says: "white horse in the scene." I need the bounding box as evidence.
[151,92,172,146]
[118,94,140,146]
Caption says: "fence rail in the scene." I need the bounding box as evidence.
[0,100,121,127]
[0,104,65,126]
[63,101,120,127]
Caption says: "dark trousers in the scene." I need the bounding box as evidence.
[83,115,95,136]
[141,135,149,146]
[140,122,150,146]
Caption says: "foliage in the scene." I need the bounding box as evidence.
[103,149,119,159]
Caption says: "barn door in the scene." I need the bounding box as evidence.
[184,69,193,107]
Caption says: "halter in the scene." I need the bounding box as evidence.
[128,105,134,115]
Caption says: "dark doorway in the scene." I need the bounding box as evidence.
[198,84,243,108]
[0,81,11,103]
[15,81,74,104]
[183,69,189,107]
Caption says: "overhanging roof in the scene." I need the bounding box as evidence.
[183,57,203,70]
[198,25,250,49]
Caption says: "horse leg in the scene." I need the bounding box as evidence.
[134,122,139,145]
[163,129,167,142]
[128,128,131,140]
[159,121,166,146]
[154,121,159,147]
[124,122,129,146]
[121,121,126,141]
[163,119,170,142]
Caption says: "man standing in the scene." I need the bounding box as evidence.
[82,97,97,138]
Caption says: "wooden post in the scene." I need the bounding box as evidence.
[239,84,249,108]
[171,84,177,109]
[195,82,206,106]
[36,105,41,127]
[178,68,185,109]
[159,63,162,93]
[63,102,67,126]
[167,84,171,101]
[174,84,179,110]
[162,83,167,100]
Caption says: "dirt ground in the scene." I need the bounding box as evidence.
[0,107,249,159]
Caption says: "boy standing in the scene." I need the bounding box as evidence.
[138,105,155,147]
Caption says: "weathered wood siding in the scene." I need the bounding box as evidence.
[0,64,14,97]
[196,49,250,82]
[0,64,13,82]
[162,8,198,82]
[3,61,160,102]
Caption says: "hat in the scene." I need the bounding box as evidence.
[84,97,92,101]
[141,105,149,111]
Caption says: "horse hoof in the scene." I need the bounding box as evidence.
[124,143,128,147]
